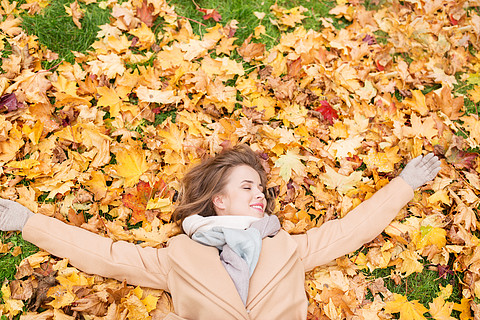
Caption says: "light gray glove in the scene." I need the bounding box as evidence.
[399,153,441,190]
[0,199,34,231]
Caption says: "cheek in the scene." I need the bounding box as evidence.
[237,192,252,204]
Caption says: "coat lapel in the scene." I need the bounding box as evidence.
[168,235,249,319]
[246,230,298,306]
[168,231,298,315]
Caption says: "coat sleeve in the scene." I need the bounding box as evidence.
[22,214,171,290]
[292,177,414,272]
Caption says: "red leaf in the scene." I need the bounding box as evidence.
[445,146,478,170]
[375,59,385,71]
[315,100,338,124]
[136,0,155,27]
[122,180,168,223]
[0,93,23,113]
[198,8,222,22]
[436,264,454,279]
[449,14,459,25]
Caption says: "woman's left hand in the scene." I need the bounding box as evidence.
[399,153,441,190]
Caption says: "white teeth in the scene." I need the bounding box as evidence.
[251,205,263,210]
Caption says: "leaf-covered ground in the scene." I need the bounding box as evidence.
[1,0,480,319]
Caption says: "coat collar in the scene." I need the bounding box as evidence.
[168,230,298,317]
[168,234,248,318]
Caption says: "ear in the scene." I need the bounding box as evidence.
[212,194,227,212]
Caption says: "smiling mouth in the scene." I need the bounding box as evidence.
[250,204,264,211]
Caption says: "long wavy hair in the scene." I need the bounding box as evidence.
[172,144,275,231]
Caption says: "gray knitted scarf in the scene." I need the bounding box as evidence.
[185,215,281,305]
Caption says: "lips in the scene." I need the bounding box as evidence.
[250,203,265,212]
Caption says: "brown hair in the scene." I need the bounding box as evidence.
[172,144,275,229]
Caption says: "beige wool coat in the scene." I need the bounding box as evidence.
[23,177,414,320]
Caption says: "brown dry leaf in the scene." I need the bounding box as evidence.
[65,0,85,29]
[71,291,110,316]
[237,35,265,62]
[0,15,23,36]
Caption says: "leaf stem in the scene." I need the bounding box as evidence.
[175,13,206,27]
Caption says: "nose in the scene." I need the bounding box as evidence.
[255,189,265,200]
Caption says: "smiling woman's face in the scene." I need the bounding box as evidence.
[213,165,266,218]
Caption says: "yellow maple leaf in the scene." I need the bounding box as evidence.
[47,286,76,309]
[26,251,51,268]
[450,190,478,231]
[1,282,24,317]
[85,170,107,200]
[319,165,363,195]
[355,80,377,101]
[97,86,121,108]
[157,120,185,154]
[216,36,237,55]
[274,149,306,182]
[146,197,171,211]
[415,225,447,250]
[124,293,150,320]
[51,74,78,96]
[328,135,364,159]
[88,53,125,79]
[428,189,451,206]
[453,298,473,320]
[12,69,52,104]
[7,158,40,174]
[461,115,480,148]
[131,222,180,246]
[129,22,155,50]
[385,293,428,320]
[22,120,44,145]
[113,146,149,188]
[361,146,402,173]
[403,90,429,116]
[57,272,94,290]
[254,25,266,39]
[178,38,217,61]
[467,85,480,103]
[1,0,17,14]
[142,294,159,312]
[429,295,455,320]
[398,250,423,276]
[135,85,180,104]
[271,4,308,29]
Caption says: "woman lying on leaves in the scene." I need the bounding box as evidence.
[0,144,441,320]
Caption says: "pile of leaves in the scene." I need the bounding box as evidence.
[1,0,480,318]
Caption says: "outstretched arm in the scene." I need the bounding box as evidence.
[0,200,171,290]
[293,153,441,272]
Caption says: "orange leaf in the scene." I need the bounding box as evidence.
[135,0,155,27]
[198,8,222,22]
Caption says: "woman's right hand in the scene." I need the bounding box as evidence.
[0,199,34,231]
